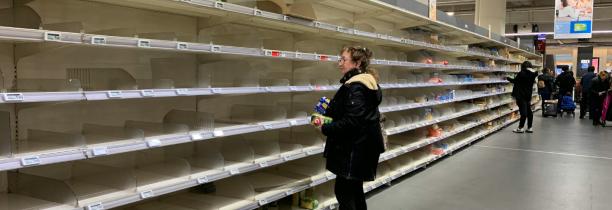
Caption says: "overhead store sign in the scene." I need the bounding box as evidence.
[554,0,594,39]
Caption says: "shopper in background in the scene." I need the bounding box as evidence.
[579,66,597,119]
[555,66,576,113]
[507,61,538,133]
[312,46,384,210]
[537,68,555,110]
[590,71,610,126]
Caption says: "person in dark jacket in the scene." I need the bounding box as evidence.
[580,66,597,119]
[538,68,555,110]
[555,66,576,113]
[312,46,383,210]
[507,61,538,133]
[590,71,610,126]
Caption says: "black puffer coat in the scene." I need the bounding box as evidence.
[321,69,384,181]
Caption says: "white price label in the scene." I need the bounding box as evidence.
[259,161,269,167]
[20,156,41,166]
[263,124,273,130]
[214,1,224,8]
[310,179,324,187]
[44,32,61,41]
[140,90,155,97]
[282,155,291,161]
[254,9,263,16]
[325,173,334,180]
[285,189,295,196]
[175,89,189,95]
[137,39,151,48]
[196,176,209,184]
[258,199,268,206]
[146,139,162,148]
[213,130,224,137]
[306,150,318,155]
[191,133,203,140]
[229,168,239,175]
[86,203,104,210]
[106,91,123,98]
[92,147,108,156]
[176,42,188,50]
[91,36,106,45]
[211,88,221,93]
[289,120,298,126]
[140,190,154,199]
[3,93,24,101]
[211,45,221,52]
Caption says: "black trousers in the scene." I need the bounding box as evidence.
[580,92,591,118]
[335,176,366,210]
[516,98,533,129]
[592,96,604,124]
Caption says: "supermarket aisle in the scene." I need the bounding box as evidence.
[367,111,612,210]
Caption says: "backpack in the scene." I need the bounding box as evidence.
[537,80,546,88]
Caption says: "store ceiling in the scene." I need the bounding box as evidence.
[437,0,612,44]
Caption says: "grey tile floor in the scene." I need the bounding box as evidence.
[367,110,612,210]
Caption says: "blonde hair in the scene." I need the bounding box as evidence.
[341,46,379,81]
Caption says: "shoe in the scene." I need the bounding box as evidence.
[513,128,525,133]
[526,128,533,133]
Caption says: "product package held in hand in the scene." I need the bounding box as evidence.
[311,96,333,126]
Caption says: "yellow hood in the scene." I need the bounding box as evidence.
[345,73,379,90]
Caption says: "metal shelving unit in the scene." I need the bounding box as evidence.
[0,1,543,210]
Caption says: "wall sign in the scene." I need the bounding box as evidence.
[554,0,594,39]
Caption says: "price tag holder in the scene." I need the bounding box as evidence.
[213,130,224,137]
[214,1,224,8]
[258,199,268,206]
[229,168,240,175]
[137,39,151,48]
[92,147,108,156]
[196,176,209,184]
[3,93,24,102]
[86,203,104,210]
[140,90,155,97]
[146,139,162,148]
[211,45,221,52]
[91,36,106,45]
[44,32,61,41]
[20,156,41,166]
[176,42,188,50]
[175,89,189,95]
[285,189,295,196]
[140,190,154,199]
[106,91,123,98]
[259,161,269,167]
[191,133,203,140]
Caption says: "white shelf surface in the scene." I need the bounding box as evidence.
[84,0,529,62]
[0,80,508,104]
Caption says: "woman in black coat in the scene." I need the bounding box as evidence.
[507,61,538,133]
[312,46,384,210]
[590,71,610,126]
